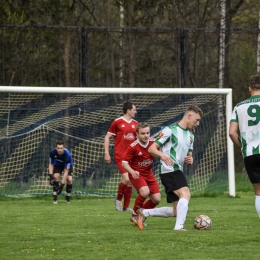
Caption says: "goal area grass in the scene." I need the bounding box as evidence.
[0,173,258,260]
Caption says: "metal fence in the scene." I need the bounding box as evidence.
[0,25,259,93]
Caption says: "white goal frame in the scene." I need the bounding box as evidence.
[0,86,235,197]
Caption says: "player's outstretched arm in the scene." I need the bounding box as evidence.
[148,142,164,158]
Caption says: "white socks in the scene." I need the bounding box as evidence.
[174,198,189,230]
[143,207,175,218]
[255,196,260,217]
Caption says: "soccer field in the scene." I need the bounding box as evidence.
[1,191,259,260]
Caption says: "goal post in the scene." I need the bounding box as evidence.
[0,86,235,197]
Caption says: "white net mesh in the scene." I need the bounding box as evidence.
[0,91,229,196]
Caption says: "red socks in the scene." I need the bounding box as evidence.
[116,182,132,210]
[123,186,132,210]
[142,199,157,209]
[133,194,146,213]
[116,182,126,201]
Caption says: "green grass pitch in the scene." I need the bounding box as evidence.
[0,172,257,259]
[1,188,260,260]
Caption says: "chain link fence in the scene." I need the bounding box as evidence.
[0,25,258,94]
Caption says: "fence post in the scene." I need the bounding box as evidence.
[80,27,87,87]
[180,29,187,88]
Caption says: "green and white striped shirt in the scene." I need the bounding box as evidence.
[230,95,260,158]
[155,123,194,173]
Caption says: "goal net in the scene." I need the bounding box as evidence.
[0,87,235,197]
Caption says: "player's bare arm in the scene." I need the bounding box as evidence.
[229,122,242,149]
[49,163,54,175]
[56,168,70,195]
[122,161,140,179]
[148,142,174,166]
[184,152,193,165]
[48,163,55,185]
[61,168,69,185]
[104,133,113,163]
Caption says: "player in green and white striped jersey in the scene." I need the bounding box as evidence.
[155,123,195,174]
[148,105,203,231]
[229,75,260,218]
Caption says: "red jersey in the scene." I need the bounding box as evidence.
[122,139,155,177]
[107,117,138,161]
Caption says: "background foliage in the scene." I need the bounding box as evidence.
[1,0,259,171]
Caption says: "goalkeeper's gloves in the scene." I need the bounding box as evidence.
[49,174,55,186]
[56,183,65,195]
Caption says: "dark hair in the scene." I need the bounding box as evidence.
[123,101,134,114]
[56,140,64,146]
[136,122,150,133]
[249,75,260,89]
[186,105,203,117]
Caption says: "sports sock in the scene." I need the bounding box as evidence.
[255,196,260,217]
[116,182,126,201]
[53,181,58,200]
[123,186,132,209]
[142,199,157,209]
[143,207,175,218]
[66,184,72,196]
[174,198,189,230]
[53,181,59,194]
[133,194,146,213]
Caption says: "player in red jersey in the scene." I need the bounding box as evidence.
[104,101,138,211]
[122,123,161,230]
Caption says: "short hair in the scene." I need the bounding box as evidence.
[249,75,260,89]
[56,140,64,146]
[185,105,203,117]
[136,122,150,133]
[123,101,134,114]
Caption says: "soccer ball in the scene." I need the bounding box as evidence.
[193,215,212,230]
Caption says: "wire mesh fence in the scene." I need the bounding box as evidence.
[0,25,259,93]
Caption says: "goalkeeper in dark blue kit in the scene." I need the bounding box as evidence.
[49,140,74,204]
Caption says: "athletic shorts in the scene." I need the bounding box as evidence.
[129,173,160,194]
[160,170,188,203]
[53,165,73,176]
[244,154,260,183]
[115,160,127,174]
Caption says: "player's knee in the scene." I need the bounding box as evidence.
[185,190,191,200]
[53,173,60,181]
[175,187,190,200]
[67,178,73,185]
[152,197,161,205]
[182,191,191,200]
[121,174,130,184]
[139,189,149,198]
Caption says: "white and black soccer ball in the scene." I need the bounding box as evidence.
[193,215,212,230]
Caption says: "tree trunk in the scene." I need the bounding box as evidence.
[127,1,135,88]
[64,0,75,87]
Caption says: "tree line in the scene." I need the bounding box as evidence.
[1,0,259,171]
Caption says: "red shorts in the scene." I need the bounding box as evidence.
[116,160,128,174]
[129,173,160,194]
